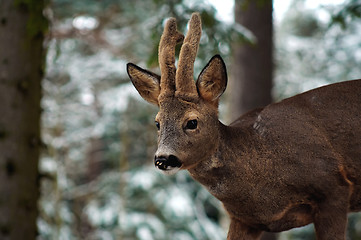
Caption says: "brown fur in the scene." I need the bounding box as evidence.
[127,13,361,240]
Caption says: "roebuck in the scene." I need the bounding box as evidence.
[126,13,361,240]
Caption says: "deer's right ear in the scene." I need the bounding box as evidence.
[127,63,161,105]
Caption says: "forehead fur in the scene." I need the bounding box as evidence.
[159,95,198,109]
[157,97,202,120]
[158,91,199,105]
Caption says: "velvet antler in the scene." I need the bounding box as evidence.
[158,18,184,97]
[175,12,201,98]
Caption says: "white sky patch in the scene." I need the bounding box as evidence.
[274,0,292,21]
[207,0,234,23]
[72,15,99,30]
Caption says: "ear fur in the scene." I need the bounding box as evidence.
[127,63,161,105]
[196,55,227,105]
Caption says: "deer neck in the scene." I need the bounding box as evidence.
[187,122,250,200]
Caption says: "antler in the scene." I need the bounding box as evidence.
[175,12,201,96]
[158,13,202,100]
[158,18,184,96]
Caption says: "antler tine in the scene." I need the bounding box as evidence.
[158,18,184,95]
[175,12,201,96]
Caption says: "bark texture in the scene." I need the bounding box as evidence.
[230,0,273,119]
[0,0,46,239]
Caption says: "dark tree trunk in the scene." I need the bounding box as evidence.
[230,0,273,119]
[0,0,47,239]
[230,1,276,240]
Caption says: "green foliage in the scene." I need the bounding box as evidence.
[275,0,361,100]
[282,224,316,240]
[282,7,320,37]
[329,0,361,29]
[347,213,361,239]
[51,0,250,69]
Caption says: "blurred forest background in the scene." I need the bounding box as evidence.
[1,0,361,239]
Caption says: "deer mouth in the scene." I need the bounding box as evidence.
[154,155,182,175]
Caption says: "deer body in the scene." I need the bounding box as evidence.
[127,13,361,240]
[190,80,361,235]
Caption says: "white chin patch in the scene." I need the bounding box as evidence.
[157,166,181,175]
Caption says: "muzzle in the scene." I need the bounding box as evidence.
[154,155,182,175]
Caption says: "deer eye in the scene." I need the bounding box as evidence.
[186,119,198,130]
[155,121,160,130]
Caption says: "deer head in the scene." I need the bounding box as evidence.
[127,13,227,174]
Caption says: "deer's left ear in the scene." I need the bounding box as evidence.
[196,55,227,105]
[127,63,161,105]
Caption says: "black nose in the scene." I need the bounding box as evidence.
[154,155,182,170]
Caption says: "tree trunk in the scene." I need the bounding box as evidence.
[0,1,46,239]
[231,1,276,240]
[229,0,273,119]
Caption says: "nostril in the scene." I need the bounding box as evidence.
[154,155,182,170]
[168,155,182,167]
[154,156,168,170]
